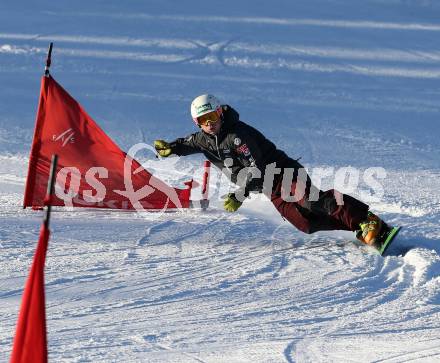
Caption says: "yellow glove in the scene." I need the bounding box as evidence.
[224,193,243,212]
[154,140,172,157]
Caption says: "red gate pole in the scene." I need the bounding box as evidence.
[201,160,211,200]
[200,160,211,210]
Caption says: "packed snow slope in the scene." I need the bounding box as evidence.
[1,0,440,362]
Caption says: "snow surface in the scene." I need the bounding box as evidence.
[1,0,440,362]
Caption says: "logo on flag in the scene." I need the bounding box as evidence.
[52,128,75,147]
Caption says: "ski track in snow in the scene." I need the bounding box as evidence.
[1,1,440,361]
[1,195,440,361]
[3,33,440,80]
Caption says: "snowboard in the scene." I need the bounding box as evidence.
[378,226,402,256]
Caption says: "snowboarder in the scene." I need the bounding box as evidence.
[154,94,397,253]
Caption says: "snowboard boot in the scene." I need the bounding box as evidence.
[356,211,385,249]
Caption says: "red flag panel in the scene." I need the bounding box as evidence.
[24,76,191,210]
[10,224,49,363]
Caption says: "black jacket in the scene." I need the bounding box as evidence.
[170,105,294,197]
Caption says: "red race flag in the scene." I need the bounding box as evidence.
[10,223,49,363]
[24,75,192,211]
[11,154,57,363]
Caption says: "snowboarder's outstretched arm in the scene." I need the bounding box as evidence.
[154,134,201,157]
[170,134,203,156]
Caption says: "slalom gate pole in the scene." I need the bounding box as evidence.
[202,160,211,199]
[200,160,211,210]
[44,42,53,77]
[44,154,58,228]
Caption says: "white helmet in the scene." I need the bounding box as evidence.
[190,94,223,124]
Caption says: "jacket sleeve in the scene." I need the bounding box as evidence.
[169,133,202,156]
[230,127,266,198]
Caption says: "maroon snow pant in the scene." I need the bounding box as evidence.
[270,160,369,234]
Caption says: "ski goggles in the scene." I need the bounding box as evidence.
[196,110,221,126]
